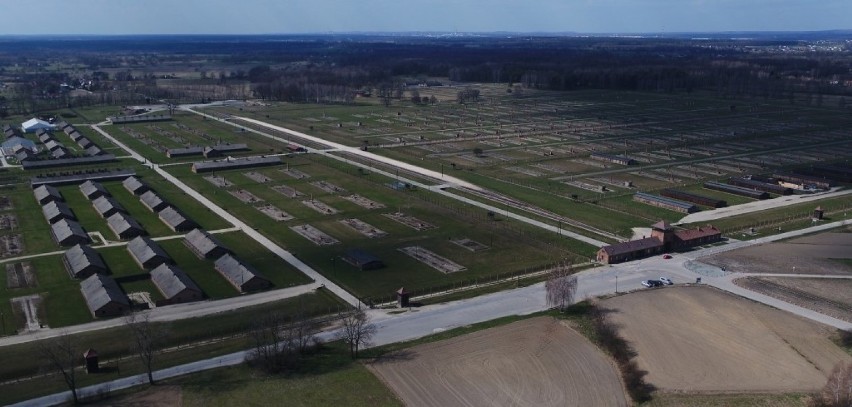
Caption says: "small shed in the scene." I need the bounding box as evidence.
[83,349,99,373]
[397,287,410,308]
[813,206,824,220]
[341,249,385,271]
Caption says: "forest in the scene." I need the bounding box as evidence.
[0,33,850,115]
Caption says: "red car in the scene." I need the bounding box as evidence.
[662,254,672,259]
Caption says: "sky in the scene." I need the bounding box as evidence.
[0,0,848,35]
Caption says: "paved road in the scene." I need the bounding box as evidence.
[14,217,852,406]
[677,187,852,224]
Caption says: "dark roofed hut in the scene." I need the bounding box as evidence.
[158,206,197,232]
[214,254,272,293]
[341,249,385,271]
[33,184,63,205]
[127,236,172,269]
[107,212,145,240]
[63,244,108,279]
[51,219,91,246]
[139,190,169,212]
[92,195,126,218]
[79,180,110,200]
[150,263,203,305]
[122,176,150,196]
[80,274,130,318]
[183,228,230,259]
[42,201,76,224]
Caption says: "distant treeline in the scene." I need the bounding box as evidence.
[1,34,850,114]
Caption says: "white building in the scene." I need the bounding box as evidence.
[21,118,54,133]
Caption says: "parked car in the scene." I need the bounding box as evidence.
[642,279,664,288]
[659,277,673,285]
[641,280,652,287]
[662,254,672,259]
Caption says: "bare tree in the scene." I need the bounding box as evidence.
[337,309,376,358]
[248,308,319,373]
[545,260,577,312]
[816,362,852,407]
[125,312,168,385]
[38,332,80,404]
[248,312,288,373]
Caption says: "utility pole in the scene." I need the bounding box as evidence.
[615,275,618,293]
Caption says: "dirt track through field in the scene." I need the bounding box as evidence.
[603,286,850,392]
[369,317,627,407]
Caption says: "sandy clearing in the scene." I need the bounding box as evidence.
[603,286,850,392]
[368,317,627,407]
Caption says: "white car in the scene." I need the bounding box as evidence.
[659,277,673,285]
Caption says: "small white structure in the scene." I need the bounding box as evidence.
[21,118,54,133]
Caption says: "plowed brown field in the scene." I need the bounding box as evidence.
[368,317,627,407]
[603,286,851,392]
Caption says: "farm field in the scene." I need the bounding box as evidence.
[735,276,852,323]
[602,286,851,393]
[700,229,852,275]
[368,316,627,407]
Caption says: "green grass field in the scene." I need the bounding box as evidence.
[0,290,346,405]
[164,153,591,299]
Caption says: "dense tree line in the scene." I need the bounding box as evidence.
[1,34,850,114]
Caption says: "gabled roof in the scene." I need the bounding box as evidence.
[214,254,269,289]
[80,273,130,312]
[44,139,64,151]
[15,149,35,162]
[42,200,76,223]
[77,137,93,149]
[158,206,197,231]
[651,220,673,231]
[184,228,229,257]
[150,263,202,299]
[51,148,70,159]
[127,236,171,267]
[63,244,107,278]
[122,176,149,195]
[599,236,663,256]
[2,136,36,151]
[343,248,383,266]
[85,145,104,156]
[22,118,53,131]
[107,212,145,237]
[674,225,721,242]
[80,180,110,199]
[33,184,63,203]
[51,219,90,245]
[139,190,168,211]
[92,195,126,217]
